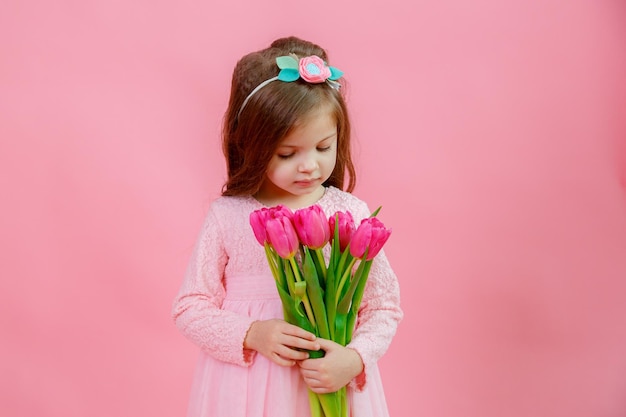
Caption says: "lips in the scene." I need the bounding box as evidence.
[295,179,318,187]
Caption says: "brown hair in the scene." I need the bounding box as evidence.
[221,36,356,196]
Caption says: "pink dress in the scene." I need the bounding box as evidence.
[172,186,403,417]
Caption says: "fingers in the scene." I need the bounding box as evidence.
[308,384,335,394]
[277,321,320,352]
[299,368,336,394]
[283,322,317,341]
[246,319,322,367]
[283,334,320,352]
[271,352,299,367]
[297,339,363,393]
[313,337,337,350]
[275,344,310,362]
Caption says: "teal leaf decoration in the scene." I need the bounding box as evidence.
[276,55,299,70]
[329,66,344,80]
[278,68,300,82]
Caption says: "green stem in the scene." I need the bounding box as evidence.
[264,244,285,289]
[325,265,336,340]
[289,257,316,328]
[335,257,357,305]
[308,389,323,417]
[346,259,373,343]
[314,248,327,284]
[302,248,330,340]
[335,245,352,279]
[337,258,368,315]
[318,391,342,417]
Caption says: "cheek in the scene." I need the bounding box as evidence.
[267,159,291,179]
[325,150,338,168]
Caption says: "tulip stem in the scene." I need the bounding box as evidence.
[264,244,279,278]
[314,248,327,281]
[289,257,317,328]
[335,257,357,306]
[346,259,373,343]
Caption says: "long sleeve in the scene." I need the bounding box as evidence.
[346,248,402,390]
[171,205,257,366]
[345,201,403,391]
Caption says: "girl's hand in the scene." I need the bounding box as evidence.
[244,319,320,367]
[298,338,364,393]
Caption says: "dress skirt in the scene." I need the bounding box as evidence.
[184,273,390,417]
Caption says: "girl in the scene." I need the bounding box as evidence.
[172,36,402,417]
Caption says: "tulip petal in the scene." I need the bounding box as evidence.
[249,210,268,245]
[294,205,330,249]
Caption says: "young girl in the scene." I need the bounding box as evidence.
[172,36,402,417]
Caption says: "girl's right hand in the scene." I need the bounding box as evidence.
[244,319,320,367]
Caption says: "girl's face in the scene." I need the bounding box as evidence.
[255,105,338,208]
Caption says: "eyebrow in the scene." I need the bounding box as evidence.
[278,133,337,148]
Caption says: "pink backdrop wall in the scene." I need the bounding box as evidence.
[2,1,625,416]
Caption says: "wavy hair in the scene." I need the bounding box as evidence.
[221,36,356,196]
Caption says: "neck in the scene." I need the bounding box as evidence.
[253,186,326,209]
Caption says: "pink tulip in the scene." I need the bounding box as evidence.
[293,205,330,249]
[250,205,294,246]
[250,209,269,245]
[349,217,392,260]
[266,215,299,259]
[329,211,355,252]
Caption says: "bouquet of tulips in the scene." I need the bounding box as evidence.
[249,204,391,417]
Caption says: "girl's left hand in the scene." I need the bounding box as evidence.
[297,338,364,394]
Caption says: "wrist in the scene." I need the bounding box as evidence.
[243,321,258,350]
[348,347,364,377]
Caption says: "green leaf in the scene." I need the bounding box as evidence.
[265,244,286,289]
[325,264,337,340]
[370,206,382,217]
[346,259,373,343]
[312,248,327,288]
[294,281,307,297]
[335,257,357,306]
[276,283,316,335]
[277,68,300,82]
[318,390,344,416]
[276,55,298,69]
[335,246,353,283]
[302,248,330,340]
[334,312,347,346]
[283,258,296,295]
[293,281,307,311]
[308,390,322,417]
[336,266,360,314]
[328,66,344,80]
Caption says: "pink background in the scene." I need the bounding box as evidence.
[2,1,626,416]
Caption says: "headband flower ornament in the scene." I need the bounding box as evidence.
[276,55,343,84]
[237,54,344,119]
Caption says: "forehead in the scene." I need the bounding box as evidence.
[280,105,338,146]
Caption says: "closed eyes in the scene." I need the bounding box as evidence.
[277,146,333,159]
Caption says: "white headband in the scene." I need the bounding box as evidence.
[237,54,343,120]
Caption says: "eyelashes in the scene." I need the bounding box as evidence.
[277,146,333,159]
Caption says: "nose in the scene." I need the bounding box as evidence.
[298,153,318,173]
